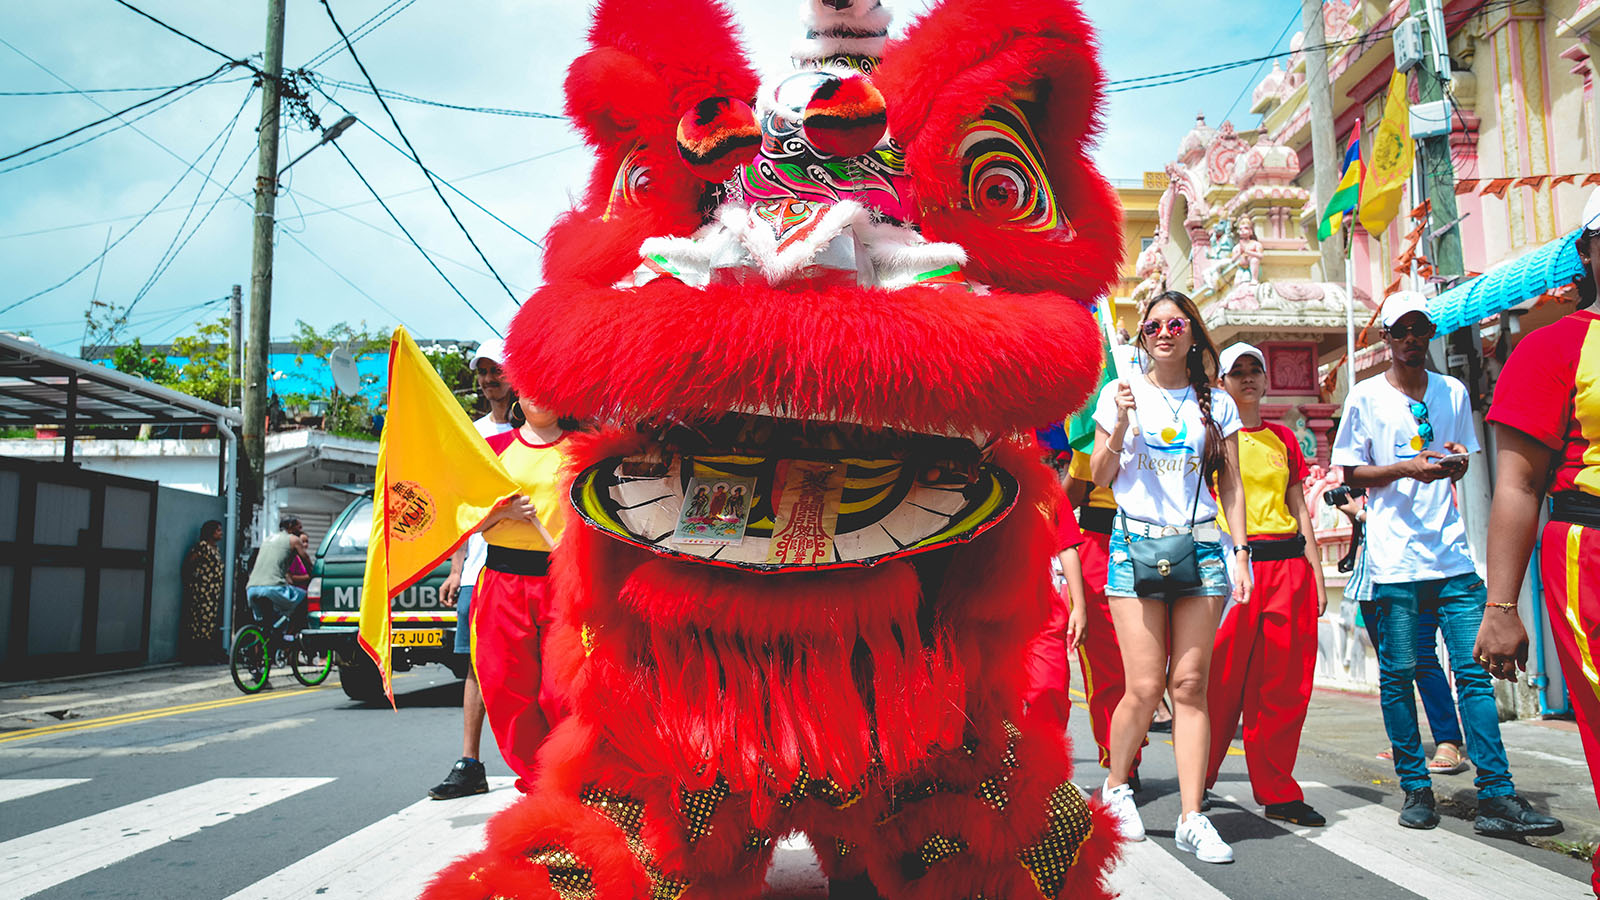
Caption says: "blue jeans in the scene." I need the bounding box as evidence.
[1360,606,1464,746]
[246,584,307,628]
[1369,573,1513,797]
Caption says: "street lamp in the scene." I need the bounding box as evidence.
[278,114,358,176]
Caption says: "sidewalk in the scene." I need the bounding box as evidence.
[0,663,238,733]
[1299,686,1597,858]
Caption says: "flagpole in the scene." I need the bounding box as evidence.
[1345,220,1357,384]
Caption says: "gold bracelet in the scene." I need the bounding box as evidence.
[1485,601,1518,611]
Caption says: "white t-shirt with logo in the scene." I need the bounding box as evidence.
[461,414,516,590]
[1329,370,1479,584]
[1092,377,1242,527]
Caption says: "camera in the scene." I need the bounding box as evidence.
[1322,485,1367,508]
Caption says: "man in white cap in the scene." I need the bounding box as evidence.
[1331,294,1561,837]
[429,337,517,800]
[1476,189,1597,893]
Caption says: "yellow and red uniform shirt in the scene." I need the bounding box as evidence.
[1487,309,1600,498]
[1218,421,1308,538]
[481,429,571,552]
[1067,447,1116,510]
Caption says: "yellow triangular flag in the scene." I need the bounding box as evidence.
[1359,71,1414,236]
[359,327,520,704]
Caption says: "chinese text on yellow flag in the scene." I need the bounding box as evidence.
[359,328,519,704]
[1359,71,1414,236]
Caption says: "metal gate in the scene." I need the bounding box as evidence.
[0,456,158,679]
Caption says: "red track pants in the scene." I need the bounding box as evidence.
[471,567,566,791]
[1540,520,1600,897]
[1023,586,1074,733]
[1076,529,1138,772]
[1204,549,1316,805]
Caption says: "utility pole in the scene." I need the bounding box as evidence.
[1302,0,1344,281]
[243,0,285,541]
[1411,0,1465,282]
[228,284,242,408]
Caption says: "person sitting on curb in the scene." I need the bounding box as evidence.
[1331,292,1560,838]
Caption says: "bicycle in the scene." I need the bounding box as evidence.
[229,615,333,694]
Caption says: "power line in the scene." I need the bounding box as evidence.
[109,0,251,70]
[301,0,417,70]
[117,87,260,331]
[317,0,521,306]
[280,230,421,332]
[0,75,254,96]
[1219,9,1300,125]
[0,73,223,176]
[0,84,256,318]
[330,141,503,337]
[307,80,553,248]
[0,63,236,164]
[310,75,563,120]
[10,296,230,331]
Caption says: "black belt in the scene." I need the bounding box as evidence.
[1552,492,1600,530]
[486,546,550,576]
[1079,506,1115,535]
[1248,534,1307,562]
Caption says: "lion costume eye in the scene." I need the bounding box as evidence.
[602,142,653,221]
[956,100,1065,234]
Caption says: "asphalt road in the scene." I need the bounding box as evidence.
[0,663,1591,899]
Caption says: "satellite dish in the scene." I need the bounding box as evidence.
[329,347,359,396]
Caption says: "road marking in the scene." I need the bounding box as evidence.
[0,687,324,745]
[0,719,313,758]
[1220,783,1589,899]
[0,777,331,900]
[1104,837,1233,899]
[221,778,519,900]
[0,779,89,804]
[766,833,827,897]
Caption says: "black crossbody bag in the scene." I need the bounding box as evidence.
[1117,473,1204,597]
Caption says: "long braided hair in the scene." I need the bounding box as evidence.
[1137,290,1230,483]
[1577,229,1597,310]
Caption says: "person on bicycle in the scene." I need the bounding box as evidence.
[246,516,311,631]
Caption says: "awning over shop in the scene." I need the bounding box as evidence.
[1428,228,1584,334]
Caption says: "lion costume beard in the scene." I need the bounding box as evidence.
[423,1,1126,897]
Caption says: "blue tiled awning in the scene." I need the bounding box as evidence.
[1427,228,1584,333]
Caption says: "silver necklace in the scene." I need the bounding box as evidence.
[1146,374,1192,424]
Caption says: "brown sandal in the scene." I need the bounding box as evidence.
[1428,743,1469,774]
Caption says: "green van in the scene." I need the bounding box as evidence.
[300,491,465,702]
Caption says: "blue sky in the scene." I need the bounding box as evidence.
[0,0,1293,357]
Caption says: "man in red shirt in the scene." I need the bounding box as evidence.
[1023,461,1089,732]
[1477,191,1600,895]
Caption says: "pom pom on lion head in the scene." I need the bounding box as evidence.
[510,0,1120,448]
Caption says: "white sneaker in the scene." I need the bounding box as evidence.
[1174,811,1234,863]
[1098,778,1145,841]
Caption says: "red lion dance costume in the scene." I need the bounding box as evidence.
[427,0,1124,897]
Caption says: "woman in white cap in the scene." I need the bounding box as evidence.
[1476,189,1600,895]
[1201,342,1327,827]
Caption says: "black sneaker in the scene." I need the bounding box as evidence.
[429,757,488,800]
[1200,789,1216,812]
[1265,800,1326,827]
[1398,787,1439,829]
[1474,794,1564,838]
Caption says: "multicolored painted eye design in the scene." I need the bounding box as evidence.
[956,100,1066,234]
[602,142,652,221]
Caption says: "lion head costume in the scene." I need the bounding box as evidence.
[426,1,1124,896]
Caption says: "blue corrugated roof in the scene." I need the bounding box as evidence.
[1427,229,1584,333]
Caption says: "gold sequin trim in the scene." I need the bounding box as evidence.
[877,778,949,824]
[900,832,968,880]
[580,623,596,656]
[680,776,730,846]
[835,837,856,859]
[975,772,1011,811]
[526,847,596,900]
[578,785,691,900]
[1016,782,1095,897]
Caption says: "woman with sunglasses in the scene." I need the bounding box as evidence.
[1090,290,1252,863]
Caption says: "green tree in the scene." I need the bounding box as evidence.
[420,341,477,415]
[106,318,237,407]
[289,320,388,439]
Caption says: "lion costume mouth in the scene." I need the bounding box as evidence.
[571,411,1017,572]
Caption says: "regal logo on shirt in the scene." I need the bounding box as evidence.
[387,480,437,542]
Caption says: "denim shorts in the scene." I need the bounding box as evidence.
[1105,527,1231,601]
[453,586,474,655]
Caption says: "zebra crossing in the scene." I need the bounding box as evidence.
[0,775,1590,899]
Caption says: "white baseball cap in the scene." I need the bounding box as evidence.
[1380,291,1434,328]
[1583,187,1600,232]
[470,337,505,370]
[1218,342,1266,375]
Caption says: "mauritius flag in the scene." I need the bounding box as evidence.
[1318,121,1363,241]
